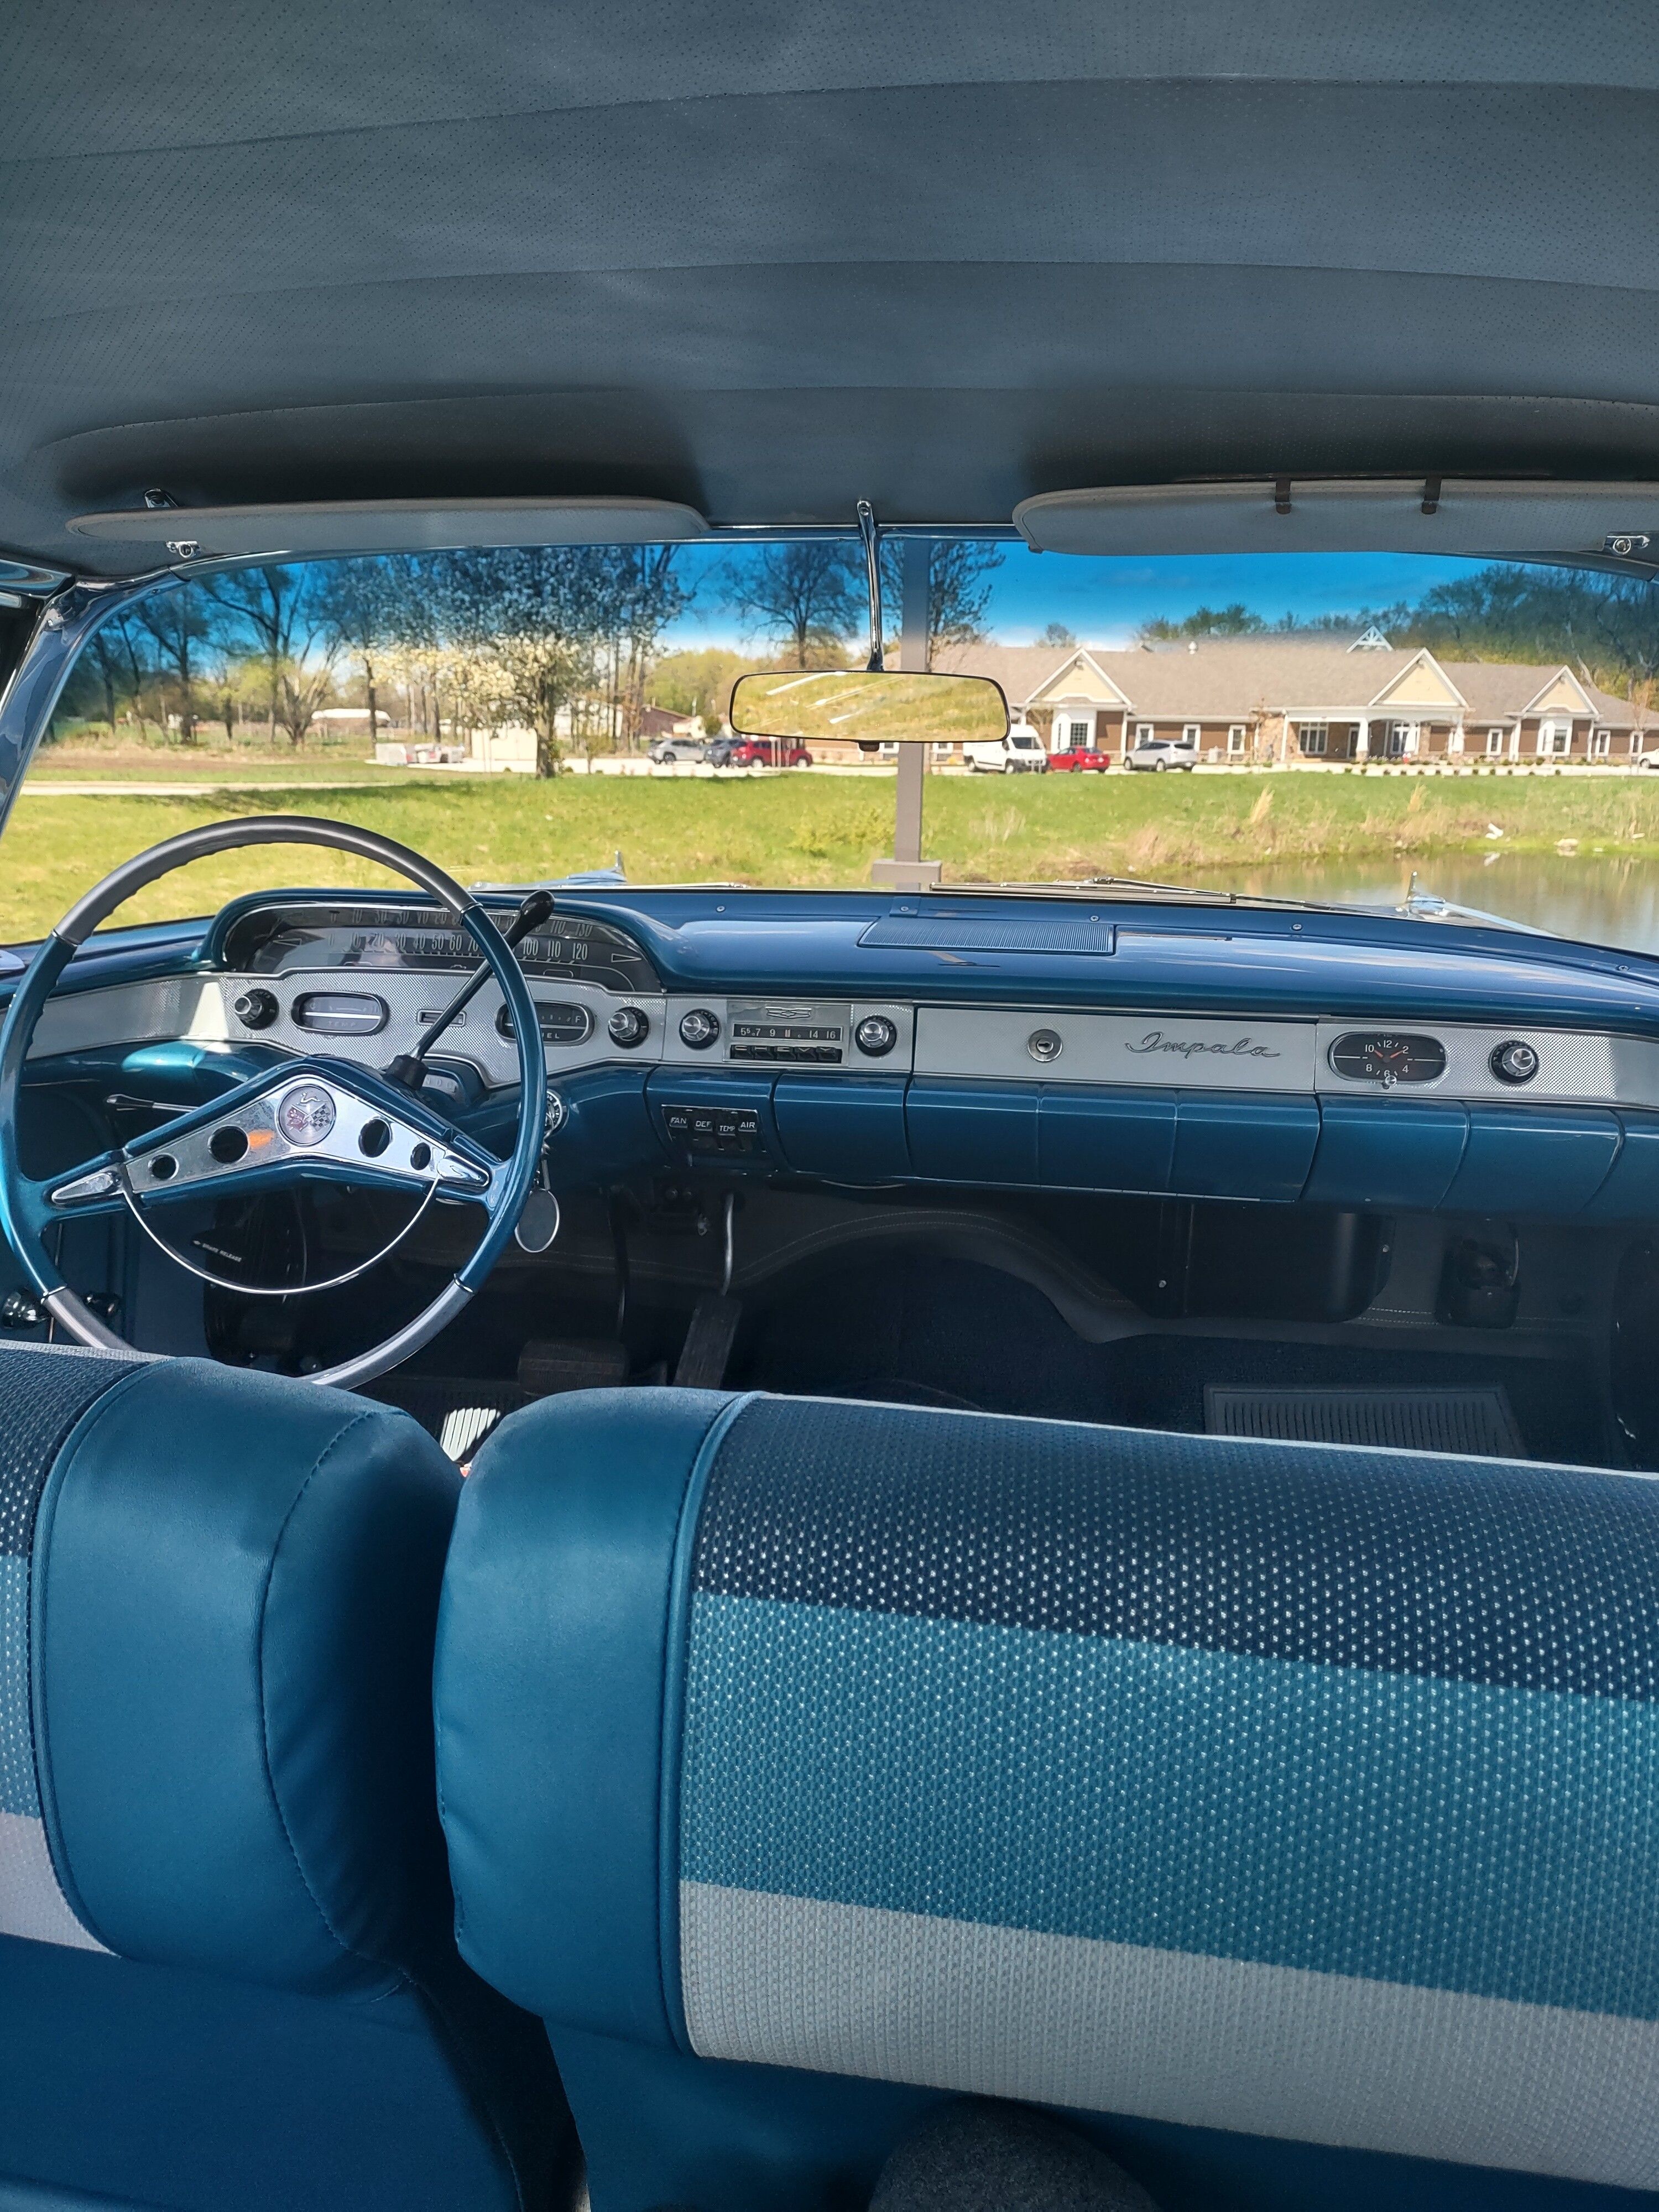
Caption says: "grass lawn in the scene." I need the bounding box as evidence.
[7,766,1659,940]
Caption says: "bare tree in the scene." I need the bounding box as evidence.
[319,557,416,743]
[722,544,861,670]
[880,541,1006,659]
[136,588,213,743]
[203,566,310,742]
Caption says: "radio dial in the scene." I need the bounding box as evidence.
[1490,1039,1540,1086]
[854,1014,898,1057]
[678,1007,721,1050]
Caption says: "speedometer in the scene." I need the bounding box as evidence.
[1328,1031,1447,1086]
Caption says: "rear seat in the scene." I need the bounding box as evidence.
[436,1387,1659,2212]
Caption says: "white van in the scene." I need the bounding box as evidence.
[966,723,1048,774]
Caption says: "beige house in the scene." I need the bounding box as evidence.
[925,634,1658,764]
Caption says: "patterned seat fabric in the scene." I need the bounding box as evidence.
[438,1386,1659,2212]
[0,1343,566,2212]
[1,1346,145,1948]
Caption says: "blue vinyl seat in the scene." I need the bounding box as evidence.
[436,1387,1659,2212]
[0,1343,568,2212]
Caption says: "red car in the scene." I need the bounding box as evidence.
[1047,745,1113,773]
[729,737,813,766]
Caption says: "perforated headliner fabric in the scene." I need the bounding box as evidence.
[5,3,1659,568]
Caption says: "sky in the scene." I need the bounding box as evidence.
[662,546,1496,653]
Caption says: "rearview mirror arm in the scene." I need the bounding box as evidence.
[856,498,884,671]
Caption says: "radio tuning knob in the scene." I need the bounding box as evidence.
[1490,1039,1540,1085]
[233,987,279,1030]
[608,1005,649,1048]
[854,1014,898,1057]
[678,1007,721,1050]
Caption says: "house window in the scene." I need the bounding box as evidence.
[1486,728,1505,755]
[1134,724,1154,743]
[1065,719,1091,747]
[1227,724,1246,756]
[1182,724,1201,745]
[1591,727,1611,758]
[1538,720,1571,756]
[1297,723,1328,757]
[1387,723,1415,758]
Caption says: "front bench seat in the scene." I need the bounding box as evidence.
[436,1387,1659,2212]
[0,1343,567,2212]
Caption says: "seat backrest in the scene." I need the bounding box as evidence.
[437,1386,1659,2212]
[0,1343,566,2212]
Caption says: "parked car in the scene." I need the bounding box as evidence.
[965,726,1049,773]
[1048,744,1113,773]
[728,735,813,767]
[1125,731,1199,771]
[647,734,707,763]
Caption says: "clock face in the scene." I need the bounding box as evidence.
[1328,1032,1448,1087]
[276,1083,337,1147]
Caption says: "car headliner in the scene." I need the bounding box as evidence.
[4,2,1659,573]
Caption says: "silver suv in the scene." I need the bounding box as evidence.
[648,735,708,764]
[1124,732,1198,773]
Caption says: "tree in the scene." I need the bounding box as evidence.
[722,544,862,669]
[1138,602,1267,643]
[435,547,614,775]
[1397,566,1659,696]
[879,541,1006,660]
[203,566,317,743]
[319,557,412,744]
[1037,621,1076,649]
[597,545,692,749]
[77,617,145,735]
[135,587,214,744]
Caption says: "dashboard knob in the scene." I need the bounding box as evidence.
[608,1004,649,1048]
[678,1007,721,1050]
[233,986,279,1030]
[1490,1039,1540,1086]
[854,1014,898,1057]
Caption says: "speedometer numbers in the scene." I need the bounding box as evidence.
[1328,1032,1447,1087]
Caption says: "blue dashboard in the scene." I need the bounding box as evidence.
[18,886,1659,1227]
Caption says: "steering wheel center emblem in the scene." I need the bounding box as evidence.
[276,1083,337,1147]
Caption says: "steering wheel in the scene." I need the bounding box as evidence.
[0,816,546,1389]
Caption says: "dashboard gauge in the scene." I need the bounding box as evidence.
[1328,1031,1447,1087]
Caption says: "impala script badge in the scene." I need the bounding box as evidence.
[1124,1031,1281,1060]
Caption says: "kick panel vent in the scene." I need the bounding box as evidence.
[1204,1385,1526,1458]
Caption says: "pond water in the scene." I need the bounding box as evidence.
[1186,853,1659,959]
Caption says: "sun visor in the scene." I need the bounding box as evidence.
[1014,481,1659,561]
[65,497,709,559]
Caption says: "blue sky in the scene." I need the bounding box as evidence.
[664,546,1495,652]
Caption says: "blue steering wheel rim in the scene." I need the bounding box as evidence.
[0,815,546,1387]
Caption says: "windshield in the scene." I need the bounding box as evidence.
[24,539,1659,952]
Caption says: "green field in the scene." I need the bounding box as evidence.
[7,765,1659,940]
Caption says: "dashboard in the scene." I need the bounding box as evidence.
[23,886,1659,1225]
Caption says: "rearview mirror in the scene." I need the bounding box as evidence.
[729,669,1009,745]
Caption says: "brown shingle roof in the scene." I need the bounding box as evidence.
[932,638,1656,727]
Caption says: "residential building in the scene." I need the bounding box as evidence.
[915,634,1658,764]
